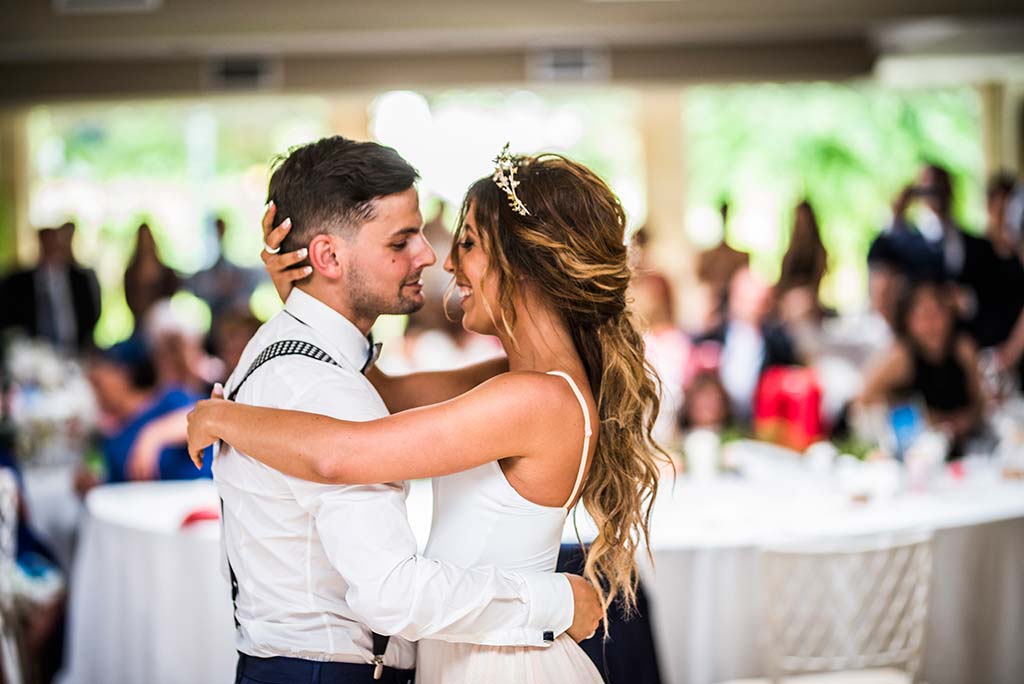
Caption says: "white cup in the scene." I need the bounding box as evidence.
[684,429,720,480]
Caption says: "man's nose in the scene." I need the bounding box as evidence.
[417,236,437,269]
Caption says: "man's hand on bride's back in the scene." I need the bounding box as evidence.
[261,201,312,303]
[187,384,227,469]
[564,574,601,642]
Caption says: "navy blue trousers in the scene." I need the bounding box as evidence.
[556,544,663,684]
[235,653,414,684]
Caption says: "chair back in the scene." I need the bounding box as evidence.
[0,467,23,684]
[0,468,17,610]
[759,531,933,683]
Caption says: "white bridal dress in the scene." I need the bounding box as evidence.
[415,371,604,684]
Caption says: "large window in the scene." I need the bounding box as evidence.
[683,83,983,311]
[28,98,332,345]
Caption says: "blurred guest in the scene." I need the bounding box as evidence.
[694,268,799,423]
[76,341,211,491]
[868,164,975,290]
[123,223,179,333]
[696,200,749,329]
[986,172,1022,258]
[1,223,101,353]
[857,279,985,454]
[209,307,263,377]
[0,441,66,684]
[1004,177,1024,259]
[865,236,909,335]
[185,216,262,320]
[629,228,676,331]
[777,201,828,316]
[679,371,732,433]
[889,164,1014,338]
[978,173,1024,387]
[893,164,978,280]
[630,228,688,444]
[145,301,221,394]
[778,201,828,296]
[776,201,832,359]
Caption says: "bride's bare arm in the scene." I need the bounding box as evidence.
[364,358,508,413]
[188,372,566,484]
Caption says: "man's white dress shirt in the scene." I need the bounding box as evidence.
[214,288,573,668]
[720,320,765,419]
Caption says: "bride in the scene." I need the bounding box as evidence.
[188,150,666,683]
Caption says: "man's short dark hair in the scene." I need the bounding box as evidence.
[267,136,419,252]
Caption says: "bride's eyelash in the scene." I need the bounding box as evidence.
[458,238,475,250]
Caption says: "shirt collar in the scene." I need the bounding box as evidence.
[284,288,372,371]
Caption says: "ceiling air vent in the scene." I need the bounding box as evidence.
[204,56,281,92]
[527,46,611,83]
[53,0,162,13]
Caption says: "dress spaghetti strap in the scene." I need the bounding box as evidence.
[546,371,593,510]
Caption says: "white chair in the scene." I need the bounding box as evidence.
[0,468,23,684]
[719,531,933,684]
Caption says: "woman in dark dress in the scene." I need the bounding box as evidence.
[857,279,986,456]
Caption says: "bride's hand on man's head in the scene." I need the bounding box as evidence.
[261,201,312,303]
[187,384,227,469]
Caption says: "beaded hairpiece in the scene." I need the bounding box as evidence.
[491,143,531,217]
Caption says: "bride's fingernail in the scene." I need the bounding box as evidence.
[297,248,308,258]
[282,217,292,229]
[264,200,273,211]
[303,266,313,275]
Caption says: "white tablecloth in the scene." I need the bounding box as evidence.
[22,464,82,570]
[63,481,236,684]
[60,470,1024,684]
[637,472,1024,684]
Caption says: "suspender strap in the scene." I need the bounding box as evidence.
[220,498,240,629]
[221,337,390,673]
[227,339,342,401]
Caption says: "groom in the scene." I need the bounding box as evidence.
[215,136,601,684]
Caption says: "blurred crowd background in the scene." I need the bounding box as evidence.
[1,2,1024,683]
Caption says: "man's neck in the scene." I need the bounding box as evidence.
[296,282,376,336]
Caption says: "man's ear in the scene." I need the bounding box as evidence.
[308,234,345,279]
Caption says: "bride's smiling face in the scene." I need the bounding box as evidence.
[444,202,502,336]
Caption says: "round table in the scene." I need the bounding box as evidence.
[633,466,1024,684]
[63,480,236,684]
[60,466,1024,684]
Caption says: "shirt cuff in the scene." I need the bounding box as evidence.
[521,572,574,643]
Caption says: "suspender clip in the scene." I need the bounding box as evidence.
[372,654,385,680]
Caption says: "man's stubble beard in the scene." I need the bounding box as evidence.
[345,262,425,321]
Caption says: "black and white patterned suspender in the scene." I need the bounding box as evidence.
[219,337,392,678]
[227,339,342,401]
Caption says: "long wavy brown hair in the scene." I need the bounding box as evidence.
[449,153,668,616]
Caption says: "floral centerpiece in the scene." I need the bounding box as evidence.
[3,336,97,468]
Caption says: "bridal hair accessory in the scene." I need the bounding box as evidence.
[491,143,531,217]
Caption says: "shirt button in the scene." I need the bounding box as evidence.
[543,631,554,642]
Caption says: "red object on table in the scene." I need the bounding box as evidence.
[947,461,966,480]
[753,366,824,451]
[180,507,220,529]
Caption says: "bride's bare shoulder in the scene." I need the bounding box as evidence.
[472,370,587,418]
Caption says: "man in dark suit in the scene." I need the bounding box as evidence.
[1,223,101,353]
[692,267,799,423]
[875,166,1024,358]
